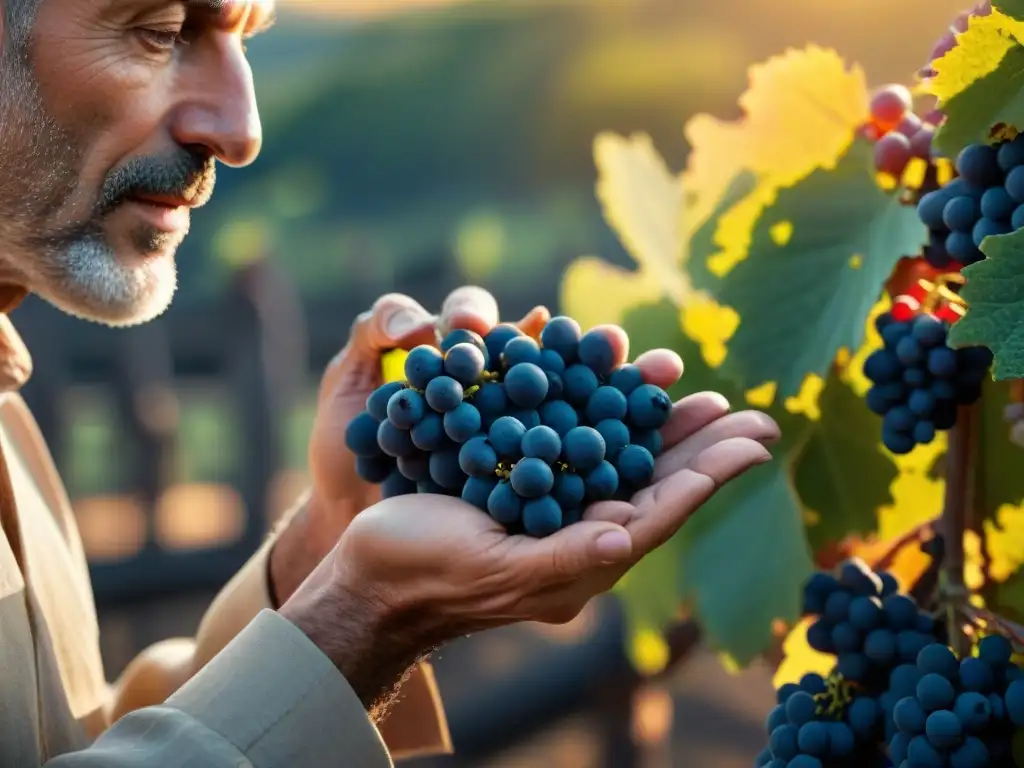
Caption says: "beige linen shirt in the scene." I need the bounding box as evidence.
[0,290,451,767]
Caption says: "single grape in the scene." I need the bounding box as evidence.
[832,622,860,653]
[927,346,958,377]
[563,426,606,471]
[958,657,994,692]
[552,471,585,508]
[949,736,989,768]
[897,111,922,138]
[404,345,445,389]
[998,134,1024,171]
[910,125,936,159]
[367,381,405,421]
[973,216,1012,247]
[627,384,673,429]
[883,428,915,454]
[543,371,564,402]
[806,620,833,653]
[344,411,382,457]
[956,142,1002,186]
[356,455,394,483]
[577,329,617,376]
[538,400,579,436]
[943,196,980,232]
[443,401,481,442]
[864,349,902,382]
[917,673,956,712]
[884,594,920,629]
[504,362,549,408]
[903,366,928,388]
[459,436,498,477]
[908,733,945,764]
[396,450,431,482]
[977,634,1012,666]
[894,696,927,734]
[594,419,630,459]
[1004,679,1024,725]
[784,692,817,726]
[502,336,542,368]
[882,319,912,346]
[908,388,935,417]
[510,457,555,498]
[387,388,427,429]
[539,316,581,363]
[378,420,416,457]
[410,412,446,451]
[917,189,951,229]
[630,428,663,457]
[489,416,527,459]
[585,386,628,423]
[584,460,618,500]
[913,420,937,445]
[563,364,600,406]
[864,627,897,664]
[462,475,498,510]
[795,721,828,756]
[896,335,924,365]
[1013,203,1024,230]
[869,84,912,128]
[824,590,853,623]
[954,691,992,733]
[428,447,465,491]
[538,348,566,375]
[918,643,960,679]
[382,469,417,498]
[924,709,962,749]
[441,328,488,359]
[846,696,880,738]
[608,364,644,395]
[616,444,654,487]
[483,323,524,363]
[874,131,912,177]
[837,652,870,682]
[472,381,507,417]
[522,495,562,536]
[425,376,464,413]
[981,185,1016,219]
[521,425,562,463]
[947,230,984,264]
[884,407,914,435]
[1007,165,1024,202]
[487,481,521,525]
[444,343,486,386]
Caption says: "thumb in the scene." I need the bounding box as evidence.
[521,521,633,583]
[352,293,436,356]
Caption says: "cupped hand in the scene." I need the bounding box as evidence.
[334,328,780,635]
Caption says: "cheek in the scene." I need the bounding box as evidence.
[29,38,172,182]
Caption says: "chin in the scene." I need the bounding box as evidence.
[43,244,179,328]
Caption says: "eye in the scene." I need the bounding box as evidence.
[136,27,188,52]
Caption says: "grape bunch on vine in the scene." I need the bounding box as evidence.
[555,0,1024,764]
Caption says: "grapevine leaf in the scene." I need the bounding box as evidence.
[1001,0,1024,22]
[948,229,1024,379]
[700,140,927,397]
[685,172,758,290]
[979,380,1024,519]
[618,299,815,665]
[795,373,898,552]
[559,132,686,330]
[929,10,1024,156]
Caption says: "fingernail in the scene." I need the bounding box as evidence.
[595,530,632,563]
[387,309,427,338]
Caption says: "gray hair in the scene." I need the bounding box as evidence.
[3,0,37,52]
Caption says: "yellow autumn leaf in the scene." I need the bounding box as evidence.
[592,132,690,303]
[678,295,739,368]
[681,46,870,276]
[381,349,408,384]
[559,257,663,332]
[843,295,892,397]
[630,627,670,677]
[925,10,1024,105]
[773,618,835,688]
[983,504,1024,582]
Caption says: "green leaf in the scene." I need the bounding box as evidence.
[690,140,927,397]
[998,0,1024,21]
[933,45,1024,158]
[980,380,1024,519]
[617,298,814,665]
[948,228,1024,379]
[795,373,898,552]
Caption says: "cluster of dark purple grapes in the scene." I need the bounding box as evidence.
[916,137,1024,270]
[759,556,1024,767]
[869,84,938,186]
[863,311,992,454]
[344,316,672,536]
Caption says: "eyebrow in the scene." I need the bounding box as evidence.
[187,0,278,34]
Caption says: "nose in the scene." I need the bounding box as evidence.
[170,42,263,168]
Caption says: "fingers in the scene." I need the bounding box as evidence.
[629,437,772,554]
[512,520,634,585]
[659,392,732,450]
[652,409,780,483]
[437,286,500,338]
[633,349,684,389]
[349,293,437,354]
[517,306,551,338]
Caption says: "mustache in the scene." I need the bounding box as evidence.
[97,150,216,216]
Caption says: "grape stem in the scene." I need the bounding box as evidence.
[961,604,1024,651]
[871,519,939,572]
[941,403,980,657]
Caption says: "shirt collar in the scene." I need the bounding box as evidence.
[0,286,32,394]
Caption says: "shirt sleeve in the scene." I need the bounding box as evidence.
[47,610,393,768]
[191,531,452,759]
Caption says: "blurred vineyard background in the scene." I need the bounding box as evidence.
[15,0,978,765]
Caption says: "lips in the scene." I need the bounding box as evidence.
[129,193,193,209]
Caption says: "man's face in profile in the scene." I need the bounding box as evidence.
[0,0,274,326]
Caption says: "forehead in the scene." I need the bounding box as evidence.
[186,0,276,28]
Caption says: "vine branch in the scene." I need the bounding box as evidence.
[941,402,979,657]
